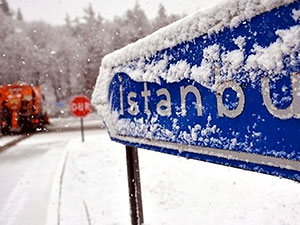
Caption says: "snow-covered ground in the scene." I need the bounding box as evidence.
[0,119,299,225]
[0,135,22,147]
[48,113,105,131]
[0,120,300,225]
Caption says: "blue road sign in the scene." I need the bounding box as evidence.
[93,1,300,181]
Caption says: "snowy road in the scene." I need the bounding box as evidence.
[0,135,20,147]
[0,129,130,225]
[0,127,299,225]
[0,132,77,225]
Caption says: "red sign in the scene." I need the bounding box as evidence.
[70,95,92,117]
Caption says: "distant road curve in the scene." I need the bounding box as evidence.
[0,123,104,153]
[0,134,32,153]
[46,124,104,133]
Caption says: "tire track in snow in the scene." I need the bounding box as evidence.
[57,151,69,225]
[0,142,65,225]
[83,199,92,225]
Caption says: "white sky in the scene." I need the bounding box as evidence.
[8,0,220,25]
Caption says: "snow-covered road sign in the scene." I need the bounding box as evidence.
[92,0,300,181]
[70,96,92,117]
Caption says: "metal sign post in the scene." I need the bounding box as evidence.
[126,146,144,225]
[80,117,85,142]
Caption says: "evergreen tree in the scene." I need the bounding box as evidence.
[64,14,72,28]
[71,3,105,96]
[17,8,23,21]
[83,3,95,23]
[153,4,168,30]
[0,0,11,16]
[120,2,151,44]
[0,0,182,107]
[152,4,182,31]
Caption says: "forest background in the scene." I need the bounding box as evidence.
[0,0,181,115]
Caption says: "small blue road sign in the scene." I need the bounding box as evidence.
[93,0,300,181]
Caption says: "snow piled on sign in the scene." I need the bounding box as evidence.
[293,8,300,20]
[246,25,300,80]
[101,24,299,90]
[101,0,295,70]
[92,0,298,109]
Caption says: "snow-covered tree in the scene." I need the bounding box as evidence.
[152,4,182,31]
[0,0,11,16]
[16,8,23,21]
[68,4,106,96]
[0,2,181,109]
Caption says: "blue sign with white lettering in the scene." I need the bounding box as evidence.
[94,1,300,181]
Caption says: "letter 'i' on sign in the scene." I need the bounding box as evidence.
[93,0,300,182]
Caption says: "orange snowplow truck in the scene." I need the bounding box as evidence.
[0,83,49,134]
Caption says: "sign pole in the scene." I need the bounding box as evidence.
[126,146,144,225]
[80,117,84,142]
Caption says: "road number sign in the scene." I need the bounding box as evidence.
[70,96,92,117]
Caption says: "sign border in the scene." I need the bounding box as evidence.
[111,133,300,181]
